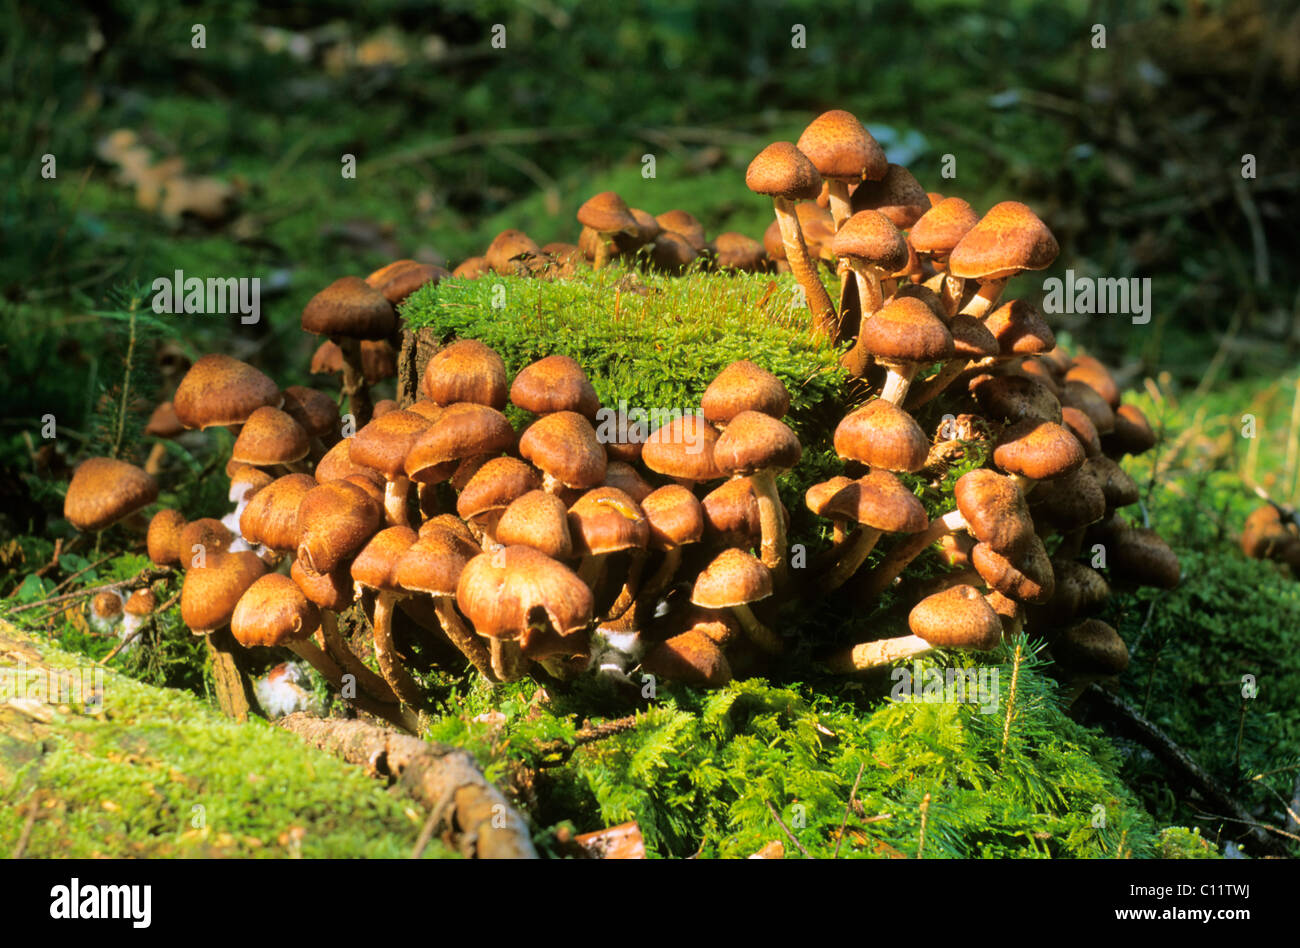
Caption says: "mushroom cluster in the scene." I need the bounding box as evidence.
[57,107,1186,722]
[1241,502,1300,579]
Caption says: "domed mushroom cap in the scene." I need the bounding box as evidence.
[455,456,540,522]
[948,201,1059,280]
[649,232,699,273]
[973,375,1062,425]
[231,406,310,467]
[993,420,1087,481]
[64,458,158,531]
[830,210,908,271]
[422,339,508,409]
[1060,381,1115,436]
[405,404,515,484]
[496,490,573,559]
[241,473,317,551]
[1108,527,1181,588]
[577,191,638,236]
[178,519,236,565]
[908,584,1002,650]
[820,471,927,533]
[281,386,340,440]
[452,256,490,279]
[519,411,607,489]
[1065,356,1120,410]
[833,399,929,473]
[796,109,887,183]
[1033,559,1111,625]
[641,484,705,551]
[145,401,185,438]
[691,548,773,609]
[567,487,649,557]
[713,411,802,476]
[946,314,1000,362]
[91,591,124,622]
[806,476,856,519]
[349,410,431,480]
[712,232,768,272]
[702,477,781,548]
[296,480,383,575]
[656,210,707,251]
[1028,466,1107,530]
[396,524,480,598]
[301,276,396,339]
[1061,406,1102,457]
[364,259,448,305]
[1053,619,1129,676]
[745,142,822,201]
[456,546,593,645]
[983,300,1056,356]
[485,229,543,275]
[147,509,187,565]
[181,551,268,634]
[173,354,280,430]
[641,629,732,689]
[952,469,1035,557]
[1104,404,1157,457]
[701,361,790,425]
[1087,456,1139,509]
[290,557,355,613]
[909,197,980,256]
[859,296,954,365]
[351,526,418,594]
[847,164,931,229]
[642,415,724,482]
[510,355,600,419]
[314,439,381,487]
[231,573,321,648]
[601,461,654,504]
[972,536,1055,604]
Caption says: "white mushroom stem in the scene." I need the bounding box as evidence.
[858,509,969,601]
[749,469,789,583]
[879,361,919,405]
[319,609,398,704]
[384,475,411,526]
[371,590,426,708]
[828,634,933,673]
[819,526,884,593]
[432,596,498,682]
[772,196,839,344]
[846,259,885,315]
[957,276,1009,319]
[732,602,783,654]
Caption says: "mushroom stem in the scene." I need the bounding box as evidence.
[416,482,439,518]
[641,547,682,600]
[1009,474,1038,496]
[848,260,885,316]
[371,590,427,708]
[144,442,167,476]
[880,363,919,405]
[432,596,498,682]
[772,196,839,344]
[827,634,933,673]
[606,549,645,621]
[732,602,783,654]
[334,336,374,428]
[826,180,853,231]
[857,508,968,602]
[591,236,614,271]
[819,526,884,593]
[288,637,419,731]
[383,475,411,526]
[749,469,788,582]
[319,610,398,704]
[490,638,528,682]
[578,553,606,592]
[903,358,971,410]
[957,277,1008,319]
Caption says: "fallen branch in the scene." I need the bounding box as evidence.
[1077,684,1291,857]
[275,712,538,859]
[536,714,639,765]
[2,567,175,617]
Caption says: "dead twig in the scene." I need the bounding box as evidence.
[832,761,866,859]
[2,567,174,618]
[765,799,813,859]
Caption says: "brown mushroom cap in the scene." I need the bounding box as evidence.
[230,406,310,467]
[600,461,653,504]
[993,420,1087,481]
[181,551,268,634]
[146,509,187,566]
[796,109,887,183]
[422,339,508,409]
[908,584,1002,650]
[1028,465,1107,530]
[240,473,318,551]
[519,411,608,489]
[1105,404,1157,457]
[349,410,432,480]
[641,630,732,689]
[973,374,1062,425]
[692,548,773,610]
[281,386,340,440]
[301,276,396,339]
[364,259,447,305]
[396,524,480,598]
[312,339,399,384]
[173,354,280,430]
[405,404,515,484]
[1031,559,1111,625]
[745,142,822,201]
[290,557,355,613]
[1065,356,1121,410]
[485,229,543,275]
[947,314,1000,361]
[908,197,980,256]
[701,361,791,425]
[567,487,649,557]
[847,164,931,229]
[231,573,321,648]
[952,469,1035,557]
[351,526,418,594]
[971,537,1056,604]
[456,546,593,648]
[1087,455,1139,509]
[1107,527,1181,588]
[1053,619,1129,676]
[712,232,768,272]
[1060,381,1116,436]
[948,202,1059,280]
[577,191,638,236]
[1061,405,1102,457]
[642,415,724,482]
[296,480,383,574]
[64,458,159,532]
[830,210,909,272]
[496,490,573,559]
[510,355,600,420]
[457,456,541,522]
[145,401,185,438]
[655,210,707,252]
[983,300,1056,356]
[713,411,802,476]
[859,295,954,366]
[452,256,490,279]
[641,484,705,551]
[833,399,929,473]
[806,476,856,519]
[315,439,381,486]
[819,471,928,533]
[701,477,782,548]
